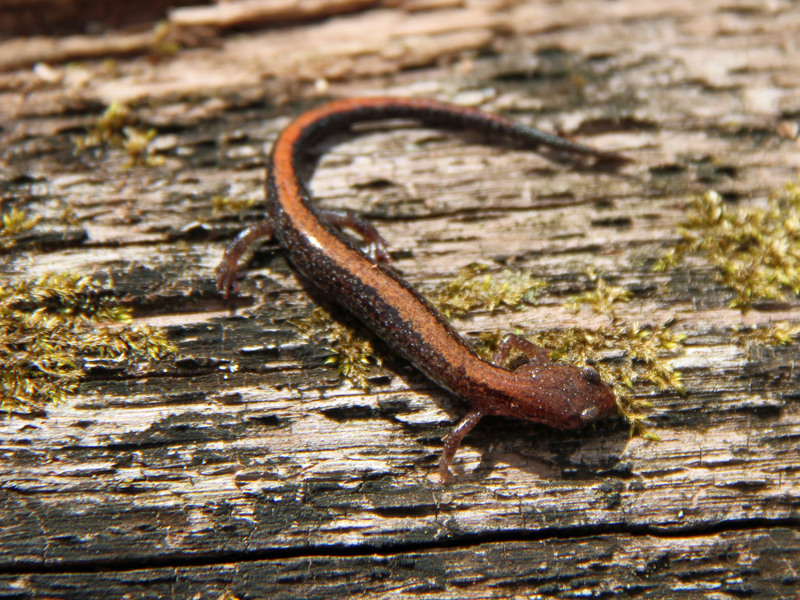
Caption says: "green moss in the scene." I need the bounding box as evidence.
[733,322,800,349]
[74,102,164,167]
[0,273,176,412]
[290,306,382,390]
[74,102,133,150]
[120,127,165,168]
[151,21,182,58]
[212,195,260,214]
[655,185,800,310]
[564,270,632,315]
[430,262,544,318]
[1,207,41,249]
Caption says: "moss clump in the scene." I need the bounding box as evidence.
[74,102,134,150]
[212,195,260,214]
[430,262,544,318]
[564,270,632,315]
[1,207,41,250]
[0,273,176,412]
[655,185,800,310]
[290,306,382,390]
[120,127,165,168]
[74,102,164,167]
[151,21,182,57]
[733,322,800,350]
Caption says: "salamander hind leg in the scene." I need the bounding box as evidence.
[319,209,392,263]
[215,221,275,298]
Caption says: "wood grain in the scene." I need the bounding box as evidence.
[1,0,799,597]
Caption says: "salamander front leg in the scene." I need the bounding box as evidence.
[493,333,553,366]
[440,409,484,482]
[496,333,605,389]
[319,209,392,263]
[215,221,275,298]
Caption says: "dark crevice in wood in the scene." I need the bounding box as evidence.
[1,518,798,576]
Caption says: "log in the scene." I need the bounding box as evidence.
[1,0,799,597]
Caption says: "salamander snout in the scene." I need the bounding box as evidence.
[576,365,617,425]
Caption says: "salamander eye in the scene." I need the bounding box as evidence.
[581,366,602,385]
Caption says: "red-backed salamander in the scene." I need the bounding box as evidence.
[216,96,621,481]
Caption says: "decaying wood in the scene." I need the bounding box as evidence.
[0,0,194,38]
[170,0,384,28]
[1,0,799,598]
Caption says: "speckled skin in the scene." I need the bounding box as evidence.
[217,97,619,479]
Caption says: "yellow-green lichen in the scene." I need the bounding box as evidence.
[430,262,544,318]
[0,272,176,412]
[655,185,800,311]
[290,306,382,390]
[1,207,41,249]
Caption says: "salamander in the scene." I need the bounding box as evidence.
[216,97,620,481]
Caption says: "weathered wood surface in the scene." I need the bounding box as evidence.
[1,0,799,598]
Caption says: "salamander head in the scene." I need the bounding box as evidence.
[510,360,617,430]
